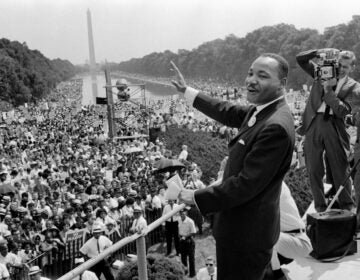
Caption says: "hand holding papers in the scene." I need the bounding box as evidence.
[165,174,183,200]
[179,188,195,205]
[165,173,196,205]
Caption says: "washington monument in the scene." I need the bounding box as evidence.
[87,9,98,102]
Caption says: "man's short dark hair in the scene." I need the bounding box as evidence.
[260,53,289,79]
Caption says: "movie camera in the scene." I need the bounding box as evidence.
[314,49,340,81]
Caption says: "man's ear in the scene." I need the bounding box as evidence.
[279,78,287,90]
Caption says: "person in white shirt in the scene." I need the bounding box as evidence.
[0,210,8,236]
[129,206,147,234]
[0,244,22,268]
[0,263,9,280]
[196,256,217,280]
[178,208,196,278]
[79,225,114,280]
[178,145,188,161]
[270,182,313,279]
[146,188,162,210]
[162,200,180,256]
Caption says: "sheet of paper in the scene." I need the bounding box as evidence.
[165,174,183,200]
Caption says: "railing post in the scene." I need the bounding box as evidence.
[136,236,148,280]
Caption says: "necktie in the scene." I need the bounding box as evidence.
[323,84,337,121]
[240,106,257,129]
[97,238,100,254]
[210,275,214,280]
[323,105,331,121]
[248,107,258,127]
[170,205,174,222]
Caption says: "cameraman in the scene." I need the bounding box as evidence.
[296,49,360,212]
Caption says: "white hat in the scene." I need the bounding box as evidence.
[74,257,85,264]
[126,254,138,262]
[92,225,102,233]
[133,206,142,213]
[28,266,41,275]
[73,199,81,205]
[109,200,119,209]
[129,190,137,196]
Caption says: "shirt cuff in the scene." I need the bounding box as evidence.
[184,87,199,106]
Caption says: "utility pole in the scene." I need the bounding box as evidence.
[104,64,115,138]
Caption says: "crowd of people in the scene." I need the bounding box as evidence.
[2,48,358,280]
[0,78,210,279]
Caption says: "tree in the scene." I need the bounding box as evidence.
[114,15,360,90]
[0,38,77,106]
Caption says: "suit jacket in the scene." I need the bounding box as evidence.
[296,50,360,150]
[193,93,295,252]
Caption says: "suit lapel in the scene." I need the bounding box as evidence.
[228,105,256,146]
[228,99,286,146]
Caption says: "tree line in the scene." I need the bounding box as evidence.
[112,15,360,90]
[0,38,76,106]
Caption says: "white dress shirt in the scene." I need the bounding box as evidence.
[130,216,147,233]
[280,182,305,232]
[178,150,188,161]
[0,263,9,279]
[197,267,217,280]
[79,235,113,258]
[178,216,196,237]
[162,203,180,223]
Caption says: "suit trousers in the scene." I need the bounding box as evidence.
[180,238,196,277]
[90,259,114,280]
[304,114,354,212]
[216,243,272,280]
[165,221,180,255]
[353,141,360,218]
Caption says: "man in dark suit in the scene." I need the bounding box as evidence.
[170,53,295,280]
[296,49,360,212]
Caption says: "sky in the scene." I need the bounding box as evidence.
[0,0,359,65]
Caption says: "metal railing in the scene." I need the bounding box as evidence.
[58,203,185,280]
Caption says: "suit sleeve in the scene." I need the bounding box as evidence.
[296,50,318,78]
[322,88,351,118]
[350,83,360,124]
[193,92,249,128]
[194,124,292,214]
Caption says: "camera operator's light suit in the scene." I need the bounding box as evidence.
[297,49,360,212]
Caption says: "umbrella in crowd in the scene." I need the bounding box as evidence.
[153,158,185,173]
